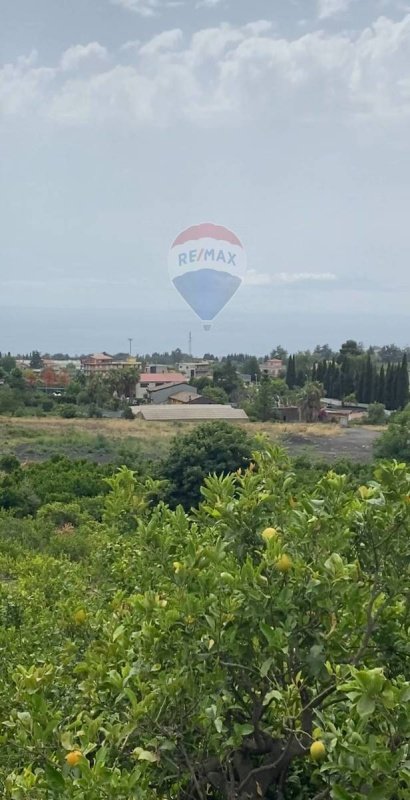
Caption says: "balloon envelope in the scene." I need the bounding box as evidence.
[169,223,246,325]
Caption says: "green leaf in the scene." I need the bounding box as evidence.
[132,748,159,763]
[236,724,254,736]
[260,658,273,677]
[214,718,223,733]
[332,786,351,800]
[113,624,125,641]
[356,694,376,717]
[368,786,390,800]
[44,764,65,790]
[263,689,282,706]
[60,732,73,751]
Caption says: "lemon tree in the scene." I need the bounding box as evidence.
[0,450,409,799]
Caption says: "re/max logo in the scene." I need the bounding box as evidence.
[178,249,237,267]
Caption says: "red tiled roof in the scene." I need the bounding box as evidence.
[139,372,188,384]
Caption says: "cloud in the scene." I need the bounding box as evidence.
[111,0,184,15]
[139,28,183,55]
[111,0,160,17]
[2,14,410,126]
[196,0,225,8]
[245,271,337,286]
[317,0,354,19]
[60,43,108,72]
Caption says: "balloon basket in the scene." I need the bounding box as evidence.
[203,323,212,331]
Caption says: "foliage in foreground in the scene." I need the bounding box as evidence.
[0,451,409,799]
[375,404,410,462]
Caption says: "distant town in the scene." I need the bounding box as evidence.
[0,340,408,424]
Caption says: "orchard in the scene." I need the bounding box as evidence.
[0,446,409,799]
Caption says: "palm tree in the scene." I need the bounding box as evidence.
[298,382,323,423]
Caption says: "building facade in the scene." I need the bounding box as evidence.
[261,359,284,378]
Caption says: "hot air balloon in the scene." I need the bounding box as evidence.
[169,222,246,330]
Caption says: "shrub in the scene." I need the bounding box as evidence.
[366,402,386,425]
[59,404,78,419]
[161,421,253,508]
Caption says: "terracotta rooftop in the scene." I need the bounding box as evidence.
[139,372,187,384]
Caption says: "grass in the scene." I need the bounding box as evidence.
[0,415,381,466]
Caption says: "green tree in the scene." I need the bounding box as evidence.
[366,402,386,425]
[339,339,363,358]
[377,364,386,404]
[313,343,334,360]
[29,351,43,369]
[269,344,288,360]
[286,354,296,389]
[213,359,242,401]
[375,403,410,460]
[298,382,323,422]
[378,343,404,363]
[161,421,253,508]
[201,385,229,404]
[250,375,278,421]
[396,353,409,410]
[241,357,261,383]
[363,354,375,404]
[3,454,410,799]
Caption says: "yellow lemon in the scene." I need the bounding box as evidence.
[66,750,82,767]
[173,561,183,574]
[73,609,86,624]
[261,527,279,543]
[276,555,293,573]
[310,741,326,761]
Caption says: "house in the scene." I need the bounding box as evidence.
[169,391,214,405]
[145,364,174,374]
[136,372,187,401]
[177,361,214,380]
[262,359,284,378]
[42,359,82,371]
[322,408,367,424]
[81,353,140,376]
[145,381,192,405]
[133,405,249,421]
[275,406,301,423]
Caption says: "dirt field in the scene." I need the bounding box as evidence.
[280,426,381,462]
[0,416,383,464]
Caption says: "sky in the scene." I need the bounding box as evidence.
[1,0,410,356]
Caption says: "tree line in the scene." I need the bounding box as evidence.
[310,354,409,410]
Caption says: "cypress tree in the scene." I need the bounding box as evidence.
[385,364,393,410]
[357,363,366,404]
[340,356,355,397]
[285,355,296,389]
[378,365,386,405]
[393,365,400,410]
[396,354,409,410]
[363,354,374,404]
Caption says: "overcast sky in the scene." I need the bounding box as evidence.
[1,0,410,355]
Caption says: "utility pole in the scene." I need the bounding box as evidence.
[188,331,192,358]
[128,338,133,357]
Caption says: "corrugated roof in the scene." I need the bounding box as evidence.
[139,373,187,384]
[134,405,249,421]
[169,391,201,403]
[148,382,189,394]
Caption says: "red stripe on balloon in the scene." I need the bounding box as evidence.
[172,223,243,249]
